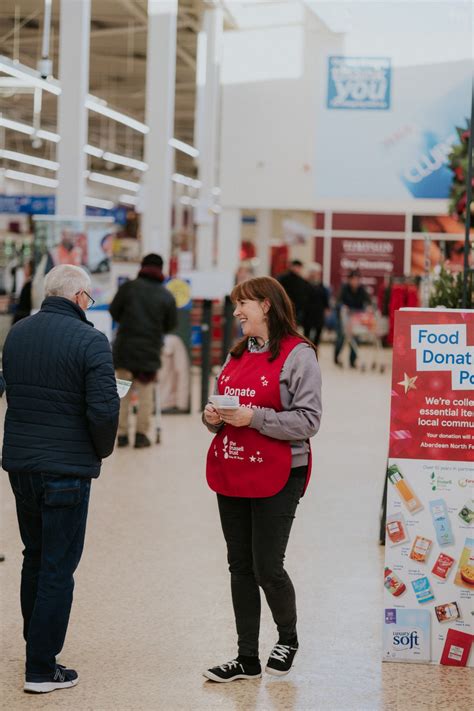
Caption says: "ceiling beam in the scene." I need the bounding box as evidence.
[0,8,42,46]
[119,0,147,23]
[176,45,196,70]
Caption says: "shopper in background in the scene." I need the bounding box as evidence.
[334,269,372,368]
[303,262,329,347]
[12,259,34,324]
[110,253,177,448]
[277,259,310,326]
[202,277,322,682]
[2,265,119,694]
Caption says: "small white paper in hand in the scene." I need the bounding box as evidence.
[116,378,132,399]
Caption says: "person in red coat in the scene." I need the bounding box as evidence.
[203,277,322,682]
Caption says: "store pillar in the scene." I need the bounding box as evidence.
[217,208,241,276]
[195,5,223,271]
[255,209,272,276]
[141,0,178,266]
[56,0,90,217]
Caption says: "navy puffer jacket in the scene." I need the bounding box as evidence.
[2,297,120,478]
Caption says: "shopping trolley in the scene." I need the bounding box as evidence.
[341,307,387,373]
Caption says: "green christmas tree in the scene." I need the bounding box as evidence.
[448,120,472,224]
[429,265,472,309]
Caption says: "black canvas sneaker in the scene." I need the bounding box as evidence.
[203,659,262,683]
[134,433,151,448]
[24,665,79,694]
[265,643,298,676]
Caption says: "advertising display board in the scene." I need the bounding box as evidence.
[317,60,471,202]
[327,56,391,111]
[383,309,474,666]
[330,236,404,296]
[32,217,115,306]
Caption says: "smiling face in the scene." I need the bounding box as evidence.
[233,298,270,341]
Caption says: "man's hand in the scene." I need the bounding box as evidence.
[218,406,253,428]
[204,404,222,426]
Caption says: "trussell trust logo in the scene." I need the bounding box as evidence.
[430,472,453,492]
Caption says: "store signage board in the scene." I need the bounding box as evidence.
[383,308,474,666]
[0,195,127,224]
[182,271,234,301]
[327,57,391,111]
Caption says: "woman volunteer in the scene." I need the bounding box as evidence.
[202,277,322,682]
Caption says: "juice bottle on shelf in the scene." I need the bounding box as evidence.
[387,464,423,514]
[429,499,454,546]
[384,567,406,596]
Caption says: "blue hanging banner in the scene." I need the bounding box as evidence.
[0,195,55,215]
[0,195,127,224]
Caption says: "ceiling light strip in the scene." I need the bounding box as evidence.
[0,55,61,95]
[88,172,140,192]
[86,97,149,134]
[0,148,58,171]
[4,168,58,188]
[168,138,199,158]
[84,196,115,210]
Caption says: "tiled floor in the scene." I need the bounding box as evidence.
[1,345,472,710]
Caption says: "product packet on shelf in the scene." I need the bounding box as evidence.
[454,537,474,589]
[458,500,474,525]
[434,602,461,623]
[409,536,432,563]
[411,576,435,604]
[387,464,423,514]
[429,499,454,546]
[431,553,456,580]
[384,567,406,597]
[386,513,409,546]
[383,608,431,663]
[440,629,474,667]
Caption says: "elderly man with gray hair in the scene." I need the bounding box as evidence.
[2,264,120,694]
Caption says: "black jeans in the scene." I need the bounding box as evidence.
[8,472,91,679]
[217,471,306,658]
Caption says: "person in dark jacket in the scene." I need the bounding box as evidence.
[277,260,310,326]
[334,270,372,368]
[12,260,34,324]
[303,263,329,346]
[109,253,177,448]
[2,264,119,694]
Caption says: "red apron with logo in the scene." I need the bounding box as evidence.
[206,335,312,498]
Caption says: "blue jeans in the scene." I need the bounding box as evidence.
[8,473,91,679]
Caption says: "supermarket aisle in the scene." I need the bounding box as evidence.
[0,345,472,710]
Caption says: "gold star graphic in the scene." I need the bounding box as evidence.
[398,372,418,394]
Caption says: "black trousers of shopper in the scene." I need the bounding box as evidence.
[304,324,323,347]
[217,470,306,658]
[9,472,91,679]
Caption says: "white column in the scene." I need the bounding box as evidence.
[195,5,223,270]
[323,210,332,286]
[141,0,177,266]
[255,209,272,276]
[403,212,412,276]
[56,0,90,217]
[217,208,241,274]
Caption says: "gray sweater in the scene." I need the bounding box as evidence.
[204,342,322,467]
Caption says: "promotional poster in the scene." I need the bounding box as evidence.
[317,59,471,202]
[32,217,115,306]
[384,309,474,666]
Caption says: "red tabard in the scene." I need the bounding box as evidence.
[206,335,312,498]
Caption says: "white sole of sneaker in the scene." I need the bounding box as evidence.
[24,677,79,694]
[265,666,291,676]
[203,671,262,683]
[265,649,298,677]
